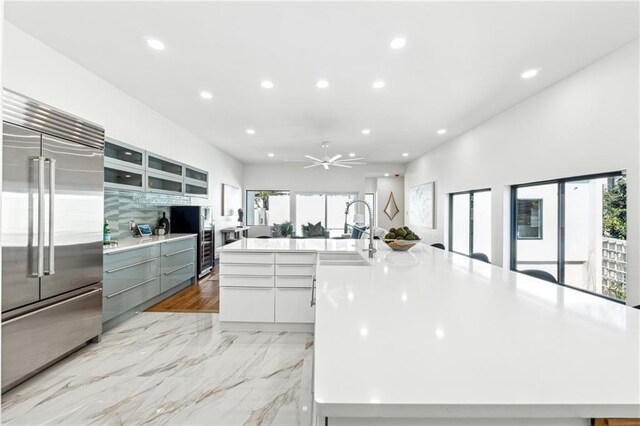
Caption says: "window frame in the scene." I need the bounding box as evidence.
[510,170,626,304]
[448,188,491,258]
[294,191,359,237]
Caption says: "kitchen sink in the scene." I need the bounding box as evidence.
[318,252,371,266]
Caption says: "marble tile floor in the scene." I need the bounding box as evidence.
[1,313,314,426]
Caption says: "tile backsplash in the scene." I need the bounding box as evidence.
[104,190,191,240]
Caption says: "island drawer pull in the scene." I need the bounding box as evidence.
[277,275,313,278]
[106,278,156,298]
[310,275,317,307]
[106,258,156,273]
[221,263,273,266]
[164,248,194,257]
[164,263,193,275]
[221,274,273,278]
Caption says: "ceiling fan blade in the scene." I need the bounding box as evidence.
[305,155,323,162]
[328,154,342,163]
[339,162,367,165]
[331,163,352,168]
[322,163,329,170]
[303,163,322,169]
[341,157,365,162]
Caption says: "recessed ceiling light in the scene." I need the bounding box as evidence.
[199,91,213,100]
[521,68,540,79]
[384,173,390,177]
[437,128,447,135]
[361,129,371,135]
[246,129,256,135]
[260,80,274,89]
[146,38,165,50]
[316,79,329,89]
[402,153,409,157]
[390,37,407,49]
[372,80,385,89]
[349,152,356,157]
[267,153,275,157]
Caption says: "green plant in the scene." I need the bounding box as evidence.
[603,177,626,239]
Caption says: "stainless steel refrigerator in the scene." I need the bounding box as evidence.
[2,89,104,392]
[170,206,215,278]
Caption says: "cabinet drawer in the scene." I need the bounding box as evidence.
[220,287,274,323]
[161,249,194,274]
[103,277,160,322]
[161,238,196,257]
[104,245,160,271]
[221,252,274,264]
[275,252,316,265]
[160,262,195,293]
[104,258,159,296]
[275,275,313,288]
[275,264,315,276]
[275,288,315,323]
[220,275,274,288]
[220,263,274,276]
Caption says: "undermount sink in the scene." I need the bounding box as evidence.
[318,252,371,266]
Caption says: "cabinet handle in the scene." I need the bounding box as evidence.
[220,275,273,278]
[106,277,156,298]
[164,263,193,275]
[106,258,156,273]
[310,275,317,307]
[164,248,193,257]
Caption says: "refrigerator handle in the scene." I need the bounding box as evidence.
[34,157,45,278]
[46,158,56,275]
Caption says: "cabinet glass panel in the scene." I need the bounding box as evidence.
[147,155,183,176]
[186,183,207,196]
[147,175,182,193]
[105,142,143,167]
[186,168,207,183]
[105,167,143,189]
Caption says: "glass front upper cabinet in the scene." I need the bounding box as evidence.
[104,138,145,169]
[147,153,183,177]
[184,166,208,198]
[104,165,145,191]
[147,172,184,195]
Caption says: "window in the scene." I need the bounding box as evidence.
[511,172,627,302]
[449,189,492,260]
[246,190,290,226]
[516,199,543,239]
[295,193,357,237]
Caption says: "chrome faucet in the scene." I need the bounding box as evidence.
[344,199,376,258]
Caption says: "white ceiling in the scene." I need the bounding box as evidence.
[5,1,639,164]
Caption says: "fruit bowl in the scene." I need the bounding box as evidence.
[384,239,418,251]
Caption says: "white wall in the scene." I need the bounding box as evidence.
[244,163,405,234]
[376,177,404,231]
[2,23,244,255]
[405,40,640,305]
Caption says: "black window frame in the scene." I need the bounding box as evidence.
[448,188,491,258]
[510,170,626,304]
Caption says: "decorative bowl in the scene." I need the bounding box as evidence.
[384,239,418,251]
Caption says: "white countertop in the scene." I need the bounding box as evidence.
[219,237,367,253]
[311,240,640,418]
[103,233,197,254]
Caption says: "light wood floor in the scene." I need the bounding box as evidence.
[147,265,219,313]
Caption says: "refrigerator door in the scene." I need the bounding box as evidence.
[40,134,104,299]
[2,123,43,311]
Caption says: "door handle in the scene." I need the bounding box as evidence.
[33,157,45,278]
[46,158,56,275]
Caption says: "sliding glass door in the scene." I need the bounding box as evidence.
[511,172,627,301]
[295,193,357,237]
[449,189,492,261]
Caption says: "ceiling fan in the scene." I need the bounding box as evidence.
[302,142,366,170]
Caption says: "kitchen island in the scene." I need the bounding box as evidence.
[220,238,640,424]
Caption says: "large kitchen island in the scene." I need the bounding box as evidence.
[219,238,640,425]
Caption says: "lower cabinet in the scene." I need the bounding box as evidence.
[103,236,196,324]
[275,288,314,323]
[220,287,275,322]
